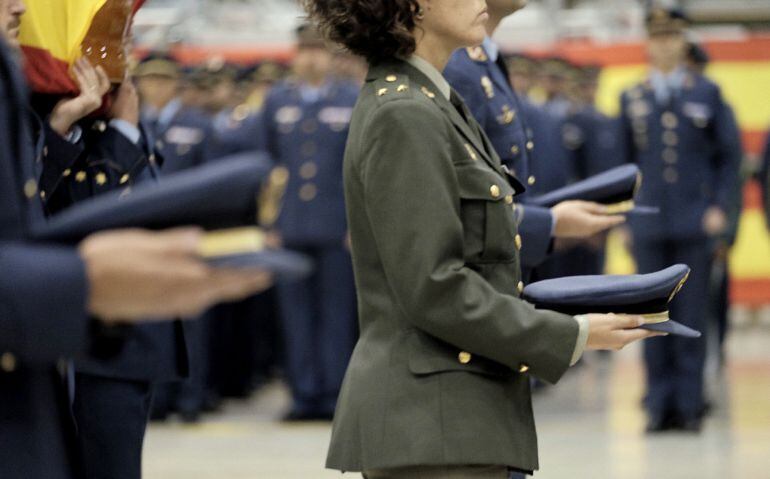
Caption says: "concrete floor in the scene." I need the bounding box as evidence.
[144,322,770,479]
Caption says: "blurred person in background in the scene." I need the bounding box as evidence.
[558,64,625,277]
[506,53,537,99]
[617,7,742,433]
[258,23,358,421]
[135,54,211,174]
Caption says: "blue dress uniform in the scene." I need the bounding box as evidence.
[445,42,553,275]
[37,100,189,478]
[0,37,94,479]
[618,69,742,426]
[259,77,358,418]
[143,98,211,174]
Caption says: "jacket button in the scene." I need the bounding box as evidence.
[1,352,17,373]
[526,141,534,151]
[661,112,678,129]
[515,234,522,250]
[663,167,678,184]
[527,175,536,186]
[300,183,317,201]
[510,145,520,155]
[504,195,513,205]
[517,281,524,294]
[490,185,501,198]
[24,179,37,199]
[518,363,530,373]
[458,351,472,364]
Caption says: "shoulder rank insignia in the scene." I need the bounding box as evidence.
[481,76,494,99]
[466,46,488,62]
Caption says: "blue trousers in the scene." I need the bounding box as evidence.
[634,238,711,420]
[277,245,357,414]
[72,373,153,479]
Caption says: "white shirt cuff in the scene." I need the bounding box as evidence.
[109,119,141,144]
[570,314,590,366]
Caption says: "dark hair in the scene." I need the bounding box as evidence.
[301,0,420,65]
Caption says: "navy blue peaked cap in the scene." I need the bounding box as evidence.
[522,264,701,338]
[31,156,313,278]
[527,164,658,215]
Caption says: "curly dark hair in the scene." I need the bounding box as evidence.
[301,0,420,65]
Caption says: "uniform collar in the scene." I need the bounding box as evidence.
[405,55,451,100]
[481,37,500,63]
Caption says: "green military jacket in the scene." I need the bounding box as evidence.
[326,59,579,473]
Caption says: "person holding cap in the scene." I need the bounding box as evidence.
[301,1,662,477]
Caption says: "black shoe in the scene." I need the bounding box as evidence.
[179,409,202,424]
[646,412,677,433]
[282,410,334,422]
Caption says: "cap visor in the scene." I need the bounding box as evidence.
[641,320,701,338]
[206,249,314,281]
[627,205,660,215]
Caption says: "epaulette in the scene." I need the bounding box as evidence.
[373,73,414,104]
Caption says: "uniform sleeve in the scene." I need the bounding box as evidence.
[358,100,579,384]
[711,97,743,214]
[516,204,553,269]
[0,242,89,363]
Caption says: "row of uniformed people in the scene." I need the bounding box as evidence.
[133,26,364,423]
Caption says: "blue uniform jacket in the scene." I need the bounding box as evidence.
[0,39,91,479]
[258,78,358,246]
[562,105,623,180]
[445,47,552,269]
[618,72,742,242]
[146,102,211,174]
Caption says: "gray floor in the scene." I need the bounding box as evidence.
[144,321,770,479]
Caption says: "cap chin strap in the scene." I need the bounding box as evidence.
[603,199,635,215]
[617,311,670,325]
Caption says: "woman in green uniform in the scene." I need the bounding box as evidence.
[302,1,661,478]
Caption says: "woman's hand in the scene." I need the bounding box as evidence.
[49,58,111,137]
[584,313,666,351]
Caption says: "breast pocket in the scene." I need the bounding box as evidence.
[455,162,518,263]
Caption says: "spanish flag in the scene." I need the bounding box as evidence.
[19,0,145,95]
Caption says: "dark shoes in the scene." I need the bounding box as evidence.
[646,411,702,434]
[282,409,334,422]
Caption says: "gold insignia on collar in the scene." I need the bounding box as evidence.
[481,76,494,99]
[421,86,436,99]
[466,47,488,62]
